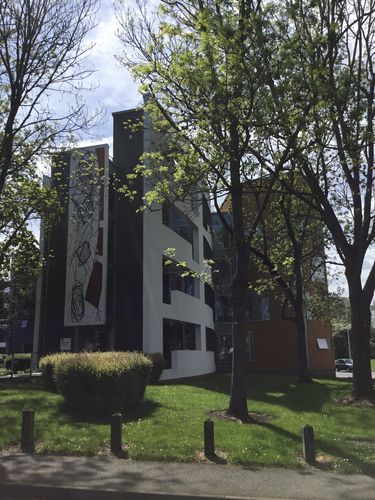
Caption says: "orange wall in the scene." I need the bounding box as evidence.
[215,293,336,376]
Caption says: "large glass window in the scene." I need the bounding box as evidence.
[163,319,199,368]
[206,327,217,352]
[162,204,199,261]
[214,285,232,322]
[245,293,270,321]
[163,258,198,304]
[245,332,255,361]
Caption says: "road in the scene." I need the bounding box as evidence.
[335,370,375,379]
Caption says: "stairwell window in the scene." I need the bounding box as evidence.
[162,204,199,261]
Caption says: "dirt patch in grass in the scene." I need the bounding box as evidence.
[196,449,228,464]
[208,410,271,424]
[297,452,335,471]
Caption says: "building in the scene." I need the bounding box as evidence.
[212,201,335,377]
[33,108,215,380]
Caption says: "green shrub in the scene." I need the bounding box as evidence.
[39,353,71,391]
[54,351,152,416]
[147,353,165,383]
[5,353,31,372]
[370,342,375,358]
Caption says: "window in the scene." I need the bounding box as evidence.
[163,319,199,368]
[245,293,270,321]
[317,338,329,349]
[162,204,199,261]
[202,194,212,231]
[212,259,233,285]
[204,283,214,309]
[206,327,217,352]
[203,236,213,261]
[163,258,199,304]
[245,332,255,361]
[214,285,232,322]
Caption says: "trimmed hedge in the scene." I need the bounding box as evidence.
[147,353,165,384]
[39,353,71,391]
[5,353,31,372]
[53,352,152,416]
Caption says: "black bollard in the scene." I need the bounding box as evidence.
[204,418,215,457]
[21,409,35,453]
[111,413,123,453]
[302,424,315,463]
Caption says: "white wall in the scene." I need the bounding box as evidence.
[142,121,215,378]
[160,350,216,380]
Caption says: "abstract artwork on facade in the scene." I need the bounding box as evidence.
[64,145,109,326]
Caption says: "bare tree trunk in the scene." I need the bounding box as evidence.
[228,154,249,419]
[294,304,312,383]
[349,291,374,399]
[229,273,248,418]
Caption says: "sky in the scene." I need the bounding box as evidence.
[48,0,374,298]
[73,0,142,150]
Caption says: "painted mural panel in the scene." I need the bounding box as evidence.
[64,145,109,326]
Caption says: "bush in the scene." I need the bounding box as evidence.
[5,353,31,372]
[39,353,71,391]
[147,353,165,384]
[54,352,152,416]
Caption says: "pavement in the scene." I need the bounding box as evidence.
[1,454,375,500]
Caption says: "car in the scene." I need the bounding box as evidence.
[335,358,353,371]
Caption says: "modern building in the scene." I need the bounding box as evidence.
[212,207,336,377]
[33,108,215,380]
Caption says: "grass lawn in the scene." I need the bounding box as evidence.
[371,359,375,371]
[0,374,374,474]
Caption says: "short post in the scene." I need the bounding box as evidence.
[21,409,35,453]
[111,413,122,453]
[204,418,215,457]
[302,425,315,463]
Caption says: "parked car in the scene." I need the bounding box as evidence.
[335,358,353,371]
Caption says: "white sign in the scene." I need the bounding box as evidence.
[0,341,6,348]
[64,145,109,326]
[60,338,72,351]
[317,338,329,350]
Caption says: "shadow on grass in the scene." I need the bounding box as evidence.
[317,438,375,477]
[59,398,162,425]
[164,373,341,413]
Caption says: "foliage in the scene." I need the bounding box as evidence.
[116,0,308,418]
[271,0,375,398]
[333,331,351,359]
[5,353,31,371]
[0,0,99,281]
[0,375,374,474]
[117,0,375,400]
[146,352,166,384]
[53,352,152,416]
[39,353,72,392]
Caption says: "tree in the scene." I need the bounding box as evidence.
[273,0,375,399]
[116,0,309,417]
[0,0,99,280]
[241,172,329,382]
[0,232,40,355]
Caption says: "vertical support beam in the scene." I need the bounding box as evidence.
[111,413,122,453]
[21,409,35,453]
[204,418,215,457]
[302,425,315,463]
